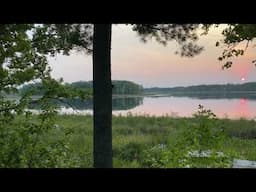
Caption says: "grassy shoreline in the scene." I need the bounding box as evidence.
[4,114,256,167]
[48,114,256,167]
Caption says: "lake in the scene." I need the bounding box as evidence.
[28,95,256,119]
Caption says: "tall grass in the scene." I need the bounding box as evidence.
[8,114,256,168]
[46,114,256,167]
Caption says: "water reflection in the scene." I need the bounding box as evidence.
[28,95,256,119]
[29,96,143,111]
[112,96,256,119]
[235,98,251,118]
[112,97,143,110]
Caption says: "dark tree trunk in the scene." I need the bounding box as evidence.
[93,24,112,168]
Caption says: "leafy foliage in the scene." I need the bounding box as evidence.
[184,105,225,150]
[140,105,233,168]
[132,24,203,57]
[112,80,143,95]
[203,24,256,69]
[32,24,93,55]
[19,80,143,96]
[0,24,92,167]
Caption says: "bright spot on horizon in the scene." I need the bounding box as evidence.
[241,77,245,81]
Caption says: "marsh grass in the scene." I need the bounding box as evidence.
[4,114,256,167]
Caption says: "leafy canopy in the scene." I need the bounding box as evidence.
[203,24,256,69]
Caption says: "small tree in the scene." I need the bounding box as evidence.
[0,24,92,167]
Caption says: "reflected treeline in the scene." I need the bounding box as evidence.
[28,97,143,110]
[112,97,143,110]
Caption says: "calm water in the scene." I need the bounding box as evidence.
[31,95,256,119]
[112,96,256,119]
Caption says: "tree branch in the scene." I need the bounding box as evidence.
[245,40,250,51]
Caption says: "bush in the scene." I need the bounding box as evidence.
[113,142,145,162]
[140,105,234,168]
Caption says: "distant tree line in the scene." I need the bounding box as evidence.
[20,81,256,97]
[19,80,143,96]
[112,81,143,95]
[144,82,256,94]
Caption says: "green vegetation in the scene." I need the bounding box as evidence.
[144,82,256,99]
[212,24,256,68]
[0,25,93,167]
[19,80,143,96]
[144,82,256,94]
[20,81,256,99]
[112,81,143,95]
[1,106,256,168]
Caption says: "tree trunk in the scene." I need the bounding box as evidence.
[93,24,112,168]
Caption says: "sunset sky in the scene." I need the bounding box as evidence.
[48,24,256,88]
